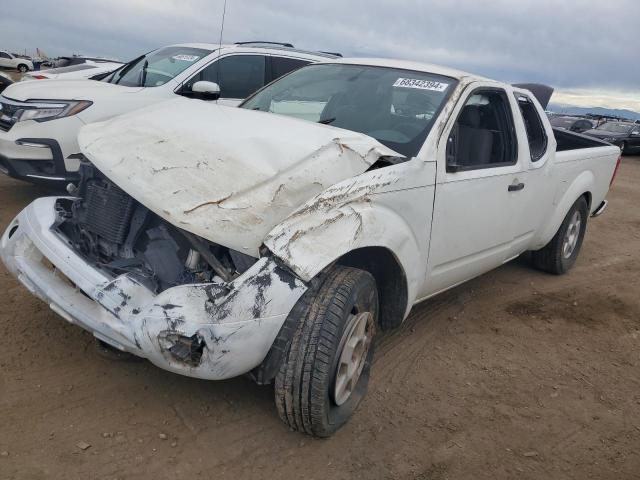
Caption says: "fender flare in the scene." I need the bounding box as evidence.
[264,199,424,311]
[534,169,594,250]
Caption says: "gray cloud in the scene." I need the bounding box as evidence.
[1,0,638,94]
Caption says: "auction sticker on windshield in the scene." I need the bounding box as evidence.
[393,78,449,92]
[172,55,200,62]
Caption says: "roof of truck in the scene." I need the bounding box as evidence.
[328,57,487,81]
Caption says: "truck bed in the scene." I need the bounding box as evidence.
[554,127,610,152]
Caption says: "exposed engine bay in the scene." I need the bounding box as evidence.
[55,162,257,293]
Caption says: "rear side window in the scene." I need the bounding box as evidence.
[0,52,10,59]
[271,57,309,81]
[515,93,547,162]
[446,88,518,171]
[186,55,266,99]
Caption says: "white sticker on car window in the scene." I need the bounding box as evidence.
[172,55,200,62]
[393,78,449,92]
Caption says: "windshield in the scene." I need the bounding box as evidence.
[103,46,211,87]
[241,63,457,157]
[596,122,633,134]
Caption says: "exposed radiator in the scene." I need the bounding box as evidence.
[84,181,136,245]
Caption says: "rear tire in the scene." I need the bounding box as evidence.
[531,196,588,275]
[274,265,378,437]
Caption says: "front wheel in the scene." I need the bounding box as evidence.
[531,196,588,274]
[17,64,28,73]
[275,265,378,437]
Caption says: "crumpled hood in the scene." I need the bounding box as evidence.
[78,97,400,256]
[3,78,142,101]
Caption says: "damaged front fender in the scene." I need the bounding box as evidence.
[264,160,437,310]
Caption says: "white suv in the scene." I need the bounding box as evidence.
[0,42,337,185]
[0,51,34,73]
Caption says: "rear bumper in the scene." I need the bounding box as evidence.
[1,197,308,380]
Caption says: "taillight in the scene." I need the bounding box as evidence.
[31,75,48,80]
[610,156,622,187]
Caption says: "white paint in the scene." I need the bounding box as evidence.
[78,98,400,256]
[21,61,124,81]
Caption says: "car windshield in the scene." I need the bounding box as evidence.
[241,63,457,157]
[596,122,633,134]
[103,46,211,87]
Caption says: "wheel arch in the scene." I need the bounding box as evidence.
[264,198,424,321]
[533,170,594,250]
[336,246,408,331]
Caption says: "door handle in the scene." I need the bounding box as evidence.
[508,182,525,192]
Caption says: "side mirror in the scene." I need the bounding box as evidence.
[191,81,220,100]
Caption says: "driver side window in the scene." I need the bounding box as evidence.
[446,88,518,172]
[183,55,266,99]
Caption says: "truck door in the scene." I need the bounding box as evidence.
[507,91,556,257]
[423,85,525,297]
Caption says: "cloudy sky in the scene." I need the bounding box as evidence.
[2,0,638,111]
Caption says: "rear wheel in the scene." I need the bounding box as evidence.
[275,265,378,437]
[531,196,588,275]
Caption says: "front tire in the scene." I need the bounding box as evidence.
[275,265,378,437]
[531,196,588,275]
[17,64,28,73]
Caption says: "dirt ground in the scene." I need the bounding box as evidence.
[1,157,639,480]
[1,70,25,82]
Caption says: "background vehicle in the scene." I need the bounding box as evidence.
[22,59,124,81]
[50,55,120,69]
[0,72,12,93]
[549,115,594,133]
[0,59,620,437]
[582,122,640,154]
[0,50,33,72]
[0,42,337,185]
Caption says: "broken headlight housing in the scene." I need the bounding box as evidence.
[0,96,92,126]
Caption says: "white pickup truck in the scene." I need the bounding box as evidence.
[0,58,621,437]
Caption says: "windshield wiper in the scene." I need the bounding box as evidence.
[140,60,149,87]
[318,117,336,125]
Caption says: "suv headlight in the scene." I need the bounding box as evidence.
[0,97,92,125]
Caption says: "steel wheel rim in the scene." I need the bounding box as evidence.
[562,210,582,259]
[333,311,374,406]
